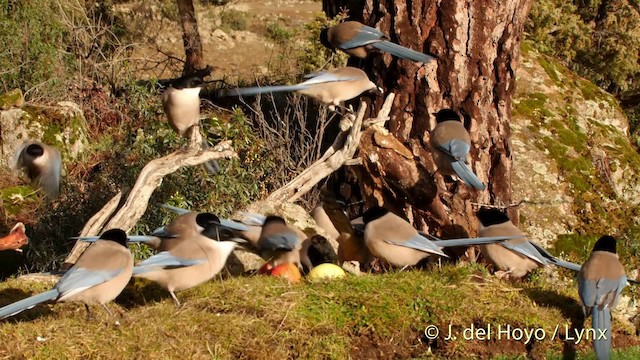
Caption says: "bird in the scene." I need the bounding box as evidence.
[256,215,306,269]
[132,231,242,306]
[147,210,249,251]
[156,205,313,270]
[219,67,382,111]
[310,191,372,265]
[320,21,436,63]
[14,140,62,197]
[162,75,220,174]
[0,229,133,319]
[578,235,628,360]
[362,206,522,268]
[0,223,28,252]
[72,207,248,252]
[476,207,584,279]
[429,109,485,190]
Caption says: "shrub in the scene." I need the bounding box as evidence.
[220,9,248,32]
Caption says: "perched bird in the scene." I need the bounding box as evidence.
[132,232,242,306]
[578,235,628,360]
[320,21,436,63]
[219,67,382,111]
[429,109,485,190]
[162,76,220,174]
[0,229,133,319]
[362,207,520,268]
[476,208,583,279]
[14,140,62,197]
[0,223,28,252]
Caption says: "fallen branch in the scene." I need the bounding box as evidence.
[62,129,236,267]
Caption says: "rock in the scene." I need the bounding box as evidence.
[0,102,89,168]
[0,89,24,110]
[213,28,231,42]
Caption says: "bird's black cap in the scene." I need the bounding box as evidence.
[173,76,205,89]
[25,143,44,157]
[319,28,333,50]
[476,207,510,227]
[264,215,287,226]
[434,109,461,123]
[197,213,223,240]
[362,206,389,224]
[593,235,617,254]
[100,229,128,247]
[196,212,222,229]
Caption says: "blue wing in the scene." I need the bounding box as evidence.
[259,232,299,252]
[133,251,206,275]
[385,234,448,257]
[55,267,123,300]
[431,235,523,247]
[499,240,548,265]
[437,139,470,160]
[338,25,385,49]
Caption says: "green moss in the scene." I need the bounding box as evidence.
[538,56,561,85]
[0,89,23,109]
[0,186,42,216]
[513,92,550,118]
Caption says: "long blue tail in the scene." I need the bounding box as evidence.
[371,41,436,63]
[592,307,611,360]
[0,289,59,319]
[219,84,308,97]
[451,161,485,190]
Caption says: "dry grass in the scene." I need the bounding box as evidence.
[0,264,638,359]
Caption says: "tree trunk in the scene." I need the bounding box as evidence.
[176,0,204,75]
[323,0,532,238]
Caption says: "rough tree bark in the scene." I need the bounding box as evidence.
[323,0,532,238]
[177,0,205,75]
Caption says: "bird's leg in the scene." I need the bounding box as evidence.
[100,303,115,318]
[494,270,512,280]
[84,304,92,320]
[101,304,121,326]
[170,291,182,308]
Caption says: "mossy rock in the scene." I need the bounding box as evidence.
[511,42,640,254]
[0,89,24,110]
[0,101,88,168]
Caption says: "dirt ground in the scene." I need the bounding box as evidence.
[116,0,321,80]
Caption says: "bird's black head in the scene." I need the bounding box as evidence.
[434,109,461,124]
[476,207,510,227]
[362,206,389,224]
[25,143,44,157]
[264,215,286,226]
[100,228,128,247]
[196,212,221,229]
[319,28,333,50]
[174,76,204,89]
[593,235,617,254]
[196,212,223,240]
